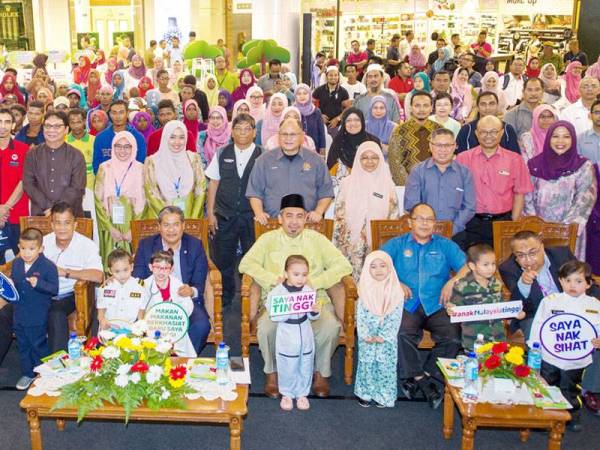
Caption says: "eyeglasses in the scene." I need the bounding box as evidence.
[411,216,435,224]
[114,144,133,150]
[151,264,171,272]
[249,95,263,99]
[43,124,65,130]
[430,143,455,150]
[233,126,254,133]
[514,245,542,261]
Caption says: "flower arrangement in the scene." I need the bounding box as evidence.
[476,341,548,396]
[52,321,194,422]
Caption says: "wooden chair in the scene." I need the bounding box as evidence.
[370,216,454,350]
[130,219,223,347]
[0,216,96,337]
[240,219,358,385]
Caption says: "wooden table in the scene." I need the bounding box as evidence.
[20,384,248,450]
[443,383,571,450]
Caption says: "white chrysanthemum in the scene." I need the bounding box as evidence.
[101,346,120,359]
[160,388,171,400]
[115,373,129,387]
[79,356,92,369]
[156,339,172,354]
[131,337,142,347]
[131,320,148,336]
[130,372,141,384]
[98,329,116,342]
[116,364,132,376]
[146,365,163,384]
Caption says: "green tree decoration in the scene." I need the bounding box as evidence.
[237,39,291,76]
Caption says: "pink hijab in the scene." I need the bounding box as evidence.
[539,63,561,91]
[103,131,145,215]
[232,99,251,121]
[564,61,582,103]
[245,86,265,122]
[587,56,600,80]
[358,250,404,322]
[260,93,287,145]
[265,106,316,151]
[480,71,507,112]
[451,67,473,120]
[336,141,396,248]
[204,106,231,165]
[530,104,558,159]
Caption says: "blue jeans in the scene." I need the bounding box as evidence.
[188,301,211,354]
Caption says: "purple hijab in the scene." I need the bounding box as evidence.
[218,88,233,112]
[527,121,587,181]
[131,111,155,141]
[365,95,396,145]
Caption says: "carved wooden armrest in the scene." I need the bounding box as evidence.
[73,280,94,337]
[341,275,357,334]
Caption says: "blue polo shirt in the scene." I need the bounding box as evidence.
[15,124,44,146]
[382,233,466,316]
[92,124,146,174]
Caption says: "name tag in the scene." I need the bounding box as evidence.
[551,309,565,314]
[130,292,141,298]
[429,251,440,256]
[112,204,125,225]
[223,158,234,163]
[498,170,510,176]
[102,148,111,157]
[456,187,464,192]
[103,290,116,298]
[373,192,383,199]
[8,161,19,167]
[586,309,599,314]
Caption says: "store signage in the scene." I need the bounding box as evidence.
[499,0,572,15]
[233,0,252,14]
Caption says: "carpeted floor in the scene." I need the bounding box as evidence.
[1,296,599,450]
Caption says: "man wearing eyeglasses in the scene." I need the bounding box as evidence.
[23,111,86,217]
[458,53,482,89]
[206,113,263,309]
[456,115,533,247]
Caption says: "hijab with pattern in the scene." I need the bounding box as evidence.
[358,250,404,322]
[203,106,231,165]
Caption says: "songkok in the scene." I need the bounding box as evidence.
[365,64,385,76]
[280,194,306,211]
[53,96,69,108]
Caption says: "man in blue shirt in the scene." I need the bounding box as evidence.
[404,128,476,249]
[92,100,146,174]
[382,203,467,409]
[577,99,600,164]
[14,101,45,147]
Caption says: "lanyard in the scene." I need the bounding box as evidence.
[114,162,133,197]
[174,176,182,196]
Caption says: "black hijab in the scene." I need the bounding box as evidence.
[327,108,380,169]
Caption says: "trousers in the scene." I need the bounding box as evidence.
[48,296,76,353]
[14,323,48,378]
[188,301,211,354]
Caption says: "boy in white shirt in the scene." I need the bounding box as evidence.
[97,249,146,331]
[529,261,600,432]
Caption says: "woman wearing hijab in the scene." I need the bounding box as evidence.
[112,70,127,100]
[90,109,109,136]
[218,88,233,120]
[563,61,583,104]
[257,92,286,146]
[354,250,404,408]
[131,111,155,142]
[525,57,541,78]
[182,99,201,146]
[103,57,118,85]
[407,43,426,73]
[430,47,451,78]
[92,49,106,70]
[86,69,102,108]
[231,68,256,104]
[144,120,206,219]
[404,72,430,120]
[479,71,508,113]
[95,131,146,266]
[35,87,53,110]
[525,121,597,259]
[333,141,399,280]
[137,76,154,98]
[231,99,252,121]
[519,104,558,163]
[0,73,25,105]
[281,72,296,104]
[201,74,219,108]
[539,62,562,104]
[150,56,165,85]
[586,164,600,274]
[125,55,149,92]
[365,95,396,154]
[197,106,231,168]
[245,85,266,122]
[451,67,474,122]
[74,55,92,86]
[327,108,380,188]
[587,55,600,81]
[264,106,317,151]
[294,83,326,154]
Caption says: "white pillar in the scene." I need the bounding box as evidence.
[251,0,301,75]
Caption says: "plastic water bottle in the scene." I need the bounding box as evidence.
[154,330,161,341]
[473,334,485,354]
[216,342,230,385]
[68,332,81,371]
[463,352,479,399]
[527,342,542,375]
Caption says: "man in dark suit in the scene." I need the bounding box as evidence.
[133,206,211,353]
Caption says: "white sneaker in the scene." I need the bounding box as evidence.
[16,376,35,391]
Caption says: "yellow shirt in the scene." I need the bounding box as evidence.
[66,132,95,189]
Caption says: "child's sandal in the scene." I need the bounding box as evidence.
[280,396,293,411]
[296,396,310,410]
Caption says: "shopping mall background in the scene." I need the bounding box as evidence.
[2,0,600,78]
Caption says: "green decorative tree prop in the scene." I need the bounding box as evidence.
[183,40,223,60]
[237,39,291,76]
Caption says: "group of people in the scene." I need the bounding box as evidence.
[0,28,599,432]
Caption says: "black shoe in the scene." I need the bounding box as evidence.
[400,379,419,400]
[373,401,387,408]
[416,377,443,410]
[357,397,371,408]
[567,413,582,432]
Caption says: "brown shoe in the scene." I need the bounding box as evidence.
[264,372,279,399]
[312,371,330,398]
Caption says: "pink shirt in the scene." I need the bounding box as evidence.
[346,51,368,74]
[471,41,493,58]
[455,146,533,214]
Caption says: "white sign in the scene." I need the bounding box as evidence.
[449,300,523,323]
[269,290,317,318]
[540,313,598,361]
[145,302,190,343]
[499,0,573,15]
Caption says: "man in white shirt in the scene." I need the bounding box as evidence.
[560,77,600,136]
[206,113,263,308]
[341,64,367,101]
[500,58,526,108]
[43,202,103,352]
[169,36,183,65]
[399,30,414,60]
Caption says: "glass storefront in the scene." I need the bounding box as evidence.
[0,0,35,51]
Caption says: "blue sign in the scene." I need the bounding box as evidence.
[0,272,19,303]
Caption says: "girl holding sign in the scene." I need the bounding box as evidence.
[355,251,404,408]
[267,255,321,411]
[143,250,196,358]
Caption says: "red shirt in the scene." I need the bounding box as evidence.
[455,146,533,214]
[346,51,368,75]
[388,76,414,96]
[146,128,197,156]
[159,279,171,301]
[0,139,29,223]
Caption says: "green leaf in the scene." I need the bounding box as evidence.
[183,40,223,60]
[237,57,250,69]
[241,39,260,55]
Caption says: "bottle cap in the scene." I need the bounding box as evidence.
[532,342,540,348]
[219,342,226,348]
[154,330,161,339]
[69,332,77,338]
[468,352,476,358]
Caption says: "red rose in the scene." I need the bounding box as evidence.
[513,365,531,378]
[484,354,501,370]
[169,364,187,380]
[90,355,104,372]
[84,337,100,351]
[131,361,149,373]
[492,342,509,354]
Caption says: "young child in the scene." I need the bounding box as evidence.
[144,250,196,357]
[529,261,600,432]
[267,255,321,411]
[11,228,59,390]
[97,249,146,331]
[354,251,404,408]
[447,243,525,351]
